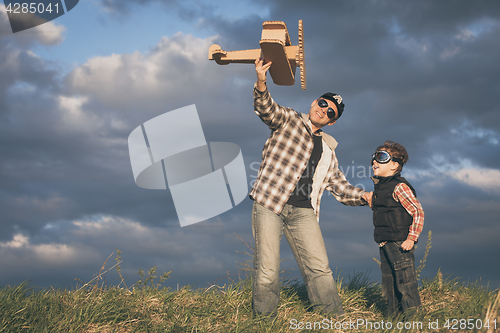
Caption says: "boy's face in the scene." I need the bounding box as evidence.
[372,160,399,177]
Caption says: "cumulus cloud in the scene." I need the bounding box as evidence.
[0,4,66,46]
[0,234,29,249]
[405,156,500,194]
[57,95,100,131]
[0,233,82,266]
[449,167,500,193]
[65,33,221,109]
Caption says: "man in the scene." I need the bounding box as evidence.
[250,58,371,317]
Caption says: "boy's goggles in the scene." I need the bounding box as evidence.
[371,150,402,164]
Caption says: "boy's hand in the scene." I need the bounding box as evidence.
[362,191,373,207]
[255,58,272,91]
[401,239,415,251]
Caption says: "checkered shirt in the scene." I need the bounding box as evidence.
[249,84,367,219]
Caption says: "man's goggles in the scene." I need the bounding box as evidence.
[371,150,403,165]
[318,99,337,119]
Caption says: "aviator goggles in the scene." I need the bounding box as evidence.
[318,99,337,119]
[371,150,403,165]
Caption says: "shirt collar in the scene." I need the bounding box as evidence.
[304,115,322,135]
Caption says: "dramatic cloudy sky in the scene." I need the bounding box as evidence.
[1,0,499,291]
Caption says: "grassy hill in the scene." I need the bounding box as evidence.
[1,271,499,332]
[1,240,499,332]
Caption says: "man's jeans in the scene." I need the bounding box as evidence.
[251,201,344,316]
[380,241,421,316]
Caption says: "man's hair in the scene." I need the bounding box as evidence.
[376,141,408,173]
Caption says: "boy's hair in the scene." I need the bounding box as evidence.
[376,141,408,173]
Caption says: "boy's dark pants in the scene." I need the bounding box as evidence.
[380,241,421,315]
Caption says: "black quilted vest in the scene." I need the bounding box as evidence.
[372,173,416,243]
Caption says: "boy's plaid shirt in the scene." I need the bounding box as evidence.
[249,85,367,219]
[394,183,424,242]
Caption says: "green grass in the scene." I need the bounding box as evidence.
[1,269,499,332]
[1,234,498,332]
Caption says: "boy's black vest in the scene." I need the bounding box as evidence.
[372,173,416,243]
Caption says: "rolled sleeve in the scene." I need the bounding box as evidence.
[253,84,294,131]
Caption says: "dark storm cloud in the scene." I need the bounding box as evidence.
[0,15,69,240]
[196,0,500,181]
[99,0,171,14]
[0,27,61,115]
[271,1,500,173]
[250,2,500,112]
[98,0,217,22]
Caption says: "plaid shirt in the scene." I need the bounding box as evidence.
[394,183,424,242]
[379,182,425,247]
[249,84,367,220]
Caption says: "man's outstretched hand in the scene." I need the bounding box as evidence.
[255,58,272,91]
[362,191,373,207]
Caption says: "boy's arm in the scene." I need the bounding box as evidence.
[253,58,295,131]
[393,183,425,251]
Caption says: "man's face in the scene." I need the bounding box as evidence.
[308,98,337,129]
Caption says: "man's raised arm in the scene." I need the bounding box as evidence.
[255,58,271,92]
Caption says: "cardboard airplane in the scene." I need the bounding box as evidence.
[209,20,306,90]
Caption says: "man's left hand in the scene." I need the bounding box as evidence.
[362,191,373,207]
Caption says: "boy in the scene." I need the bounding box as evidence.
[369,141,424,316]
